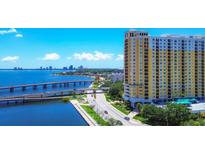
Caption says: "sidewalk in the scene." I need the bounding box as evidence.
[70,100,98,126]
[127,111,138,119]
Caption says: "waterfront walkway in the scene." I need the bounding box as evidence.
[70,100,97,126]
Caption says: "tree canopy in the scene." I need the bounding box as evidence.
[140,103,195,126]
[108,81,123,100]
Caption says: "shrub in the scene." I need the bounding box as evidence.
[108,118,123,126]
[136,103,143,113]
[183,120,201,126]
[62,97,70,103]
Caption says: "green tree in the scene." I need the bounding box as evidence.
[165,103,191,126]
[140,103,194,126]
[141,104,167,126]
[136,103,143,113]
[101,80,112,87]
[108,81,123,100]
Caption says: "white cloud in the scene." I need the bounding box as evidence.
[67,56,72,60]
[1,56,19,62]
[0,28,17,35]
[0,28,23,38]
[73,51,113,61]
[15,34,23,38]
[116,54,124,61]
[42,53,60,60]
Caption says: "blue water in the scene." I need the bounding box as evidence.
[0,70,93,126]
[0,70,92,97]
[0,101,88,126]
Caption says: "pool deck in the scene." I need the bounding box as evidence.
[70,100,98,126]
[189,103,205,113]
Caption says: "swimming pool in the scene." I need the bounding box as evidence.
[174,98,198,105]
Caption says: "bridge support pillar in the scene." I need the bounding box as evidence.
[73,82,76,87]
[64,83,69,87]
[43,84,47,89]
[22,86,26,91]
[59,83,62,88]
[10,88,14,93]
[52,84,57,88]
[33,85,37,90]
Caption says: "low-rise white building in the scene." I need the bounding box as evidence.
[108,73,124,82]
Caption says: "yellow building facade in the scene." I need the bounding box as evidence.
[123,30,205,107]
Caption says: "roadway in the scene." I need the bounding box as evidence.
[87,91,145,126]
[0,88,108,102]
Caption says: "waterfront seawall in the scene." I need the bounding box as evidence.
[70,100,97,126]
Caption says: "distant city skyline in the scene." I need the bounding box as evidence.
[1,28,205,68]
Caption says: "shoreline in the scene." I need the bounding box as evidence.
[53,73,96,80]
[70,100,97,126]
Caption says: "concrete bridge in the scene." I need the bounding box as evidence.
[0,80,93,93]
[0,87,110,104]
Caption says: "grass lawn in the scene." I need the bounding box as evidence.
[81,105,110,126]
[105,93,112,102]
[62,97,71,103]
[112,103,132,115]
[92,84,98,89]
[133,114,147,123]
[92,81,100,89]
[69,94,86,101]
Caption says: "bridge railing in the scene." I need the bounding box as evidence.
[0,80,94,90]
[0,87,110,101]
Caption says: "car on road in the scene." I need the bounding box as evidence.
[124,117,130,121]
[104,110,108,114]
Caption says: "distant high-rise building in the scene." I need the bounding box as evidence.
[13,67,23,70]
[124,30,205,107]
[78,65,84,70]
[69,65,74,70]
[63,67,68,70]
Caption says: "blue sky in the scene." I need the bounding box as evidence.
[1,28,205,69]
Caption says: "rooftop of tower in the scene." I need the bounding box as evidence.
[126,30,205,39]
[159,34,205,39]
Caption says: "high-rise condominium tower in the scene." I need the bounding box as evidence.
[124,30,205,107]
